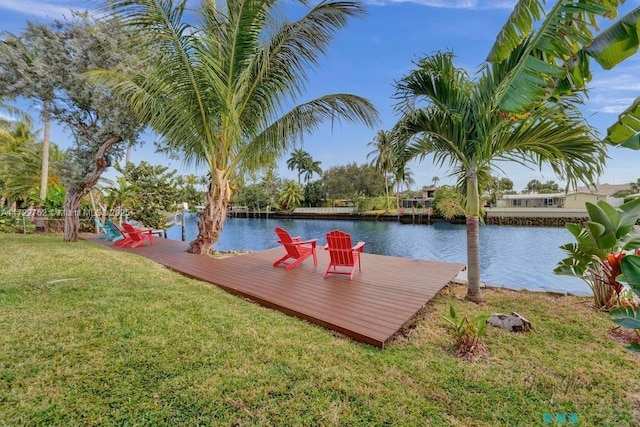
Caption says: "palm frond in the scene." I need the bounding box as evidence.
[240,93,377,170]
[493,108,606,190]
[238,0,367,126]
[395,51,472,116]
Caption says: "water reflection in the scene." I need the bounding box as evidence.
[167,215,588,294]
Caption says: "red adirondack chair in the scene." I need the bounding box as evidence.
[273,226,318,270]
[121,222,154,248]
[106,219,134,247]
[324,230,365,280]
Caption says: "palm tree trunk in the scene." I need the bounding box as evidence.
[125,143,132,165]
[465,173,485,304]
[39,99,51,201]
[384,177,390,213]
[187,168,231,255]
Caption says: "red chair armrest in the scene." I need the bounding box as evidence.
[292,238,317,247]
[353,242,365,252]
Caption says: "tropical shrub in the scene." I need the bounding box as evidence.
[431,186,464,219]
[109,162,180,230]
[442,305,490,359]
[610,254,640,353]
[555,199,640,310]
[0,210,35,234]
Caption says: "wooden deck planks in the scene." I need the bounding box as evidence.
[90,236,464,348]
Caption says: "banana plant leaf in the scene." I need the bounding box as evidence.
[585,7,640,70]
[619,254,640,296]
[487,0,621,113]
[606,97,640,149]
[610,306,640,329]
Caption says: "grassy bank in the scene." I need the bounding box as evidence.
[1,234,638,425]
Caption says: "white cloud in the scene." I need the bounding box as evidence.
[369,0,516,9]
[587,95,636,114]
[0,0,84,20]
[0,111,14,122]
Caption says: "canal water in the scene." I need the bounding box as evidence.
[166,215,589,295]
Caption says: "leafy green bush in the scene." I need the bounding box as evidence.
[0,210,35,234]
[555,198,640,310]
[431,186,464,219]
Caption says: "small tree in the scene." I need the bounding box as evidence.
[49,16,144,241]
[117,161,180,229]
[304,181,325,207]
[322,163,385,200]
[431,186,465,219]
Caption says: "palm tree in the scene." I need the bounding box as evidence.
[100,0,377,254]
[395,52,606,304]
[394,166,414,209]
[367,130,396,212]
[390,137,413,210]
[261,168,281,206]
[278,180,304,212]
[0,119,62,208]
[105,176,140,222]
[287,149,312,185]
[0,34,54,201]
[302,157,322,183]
[432,176,440,187]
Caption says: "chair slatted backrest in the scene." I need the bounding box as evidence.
[94,218,108,237]
[122,223,144,243]
[104,219,125,242]
[275,226,300,258]
[326,230,355,267]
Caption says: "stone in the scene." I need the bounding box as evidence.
[486,311,532,332]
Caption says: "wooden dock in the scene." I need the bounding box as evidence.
[92,237,464,348]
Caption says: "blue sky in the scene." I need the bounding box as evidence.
[2,0,640,191]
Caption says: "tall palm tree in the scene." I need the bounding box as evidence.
[390,136,413,210]
[394,165,414,209]
[99,0,378,254]
[367,130,395,212]
[395,51,606,303]
[302,157,322,183]
[0,34,54,201]
[287,149,312,185]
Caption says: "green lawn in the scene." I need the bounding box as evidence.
[1,234,638,426]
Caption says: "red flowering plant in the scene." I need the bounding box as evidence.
[594,252,630,309]
[555,198,640,310]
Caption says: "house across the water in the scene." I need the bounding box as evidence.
[496,184,633,209]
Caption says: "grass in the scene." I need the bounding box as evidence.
[1,234,638,426]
